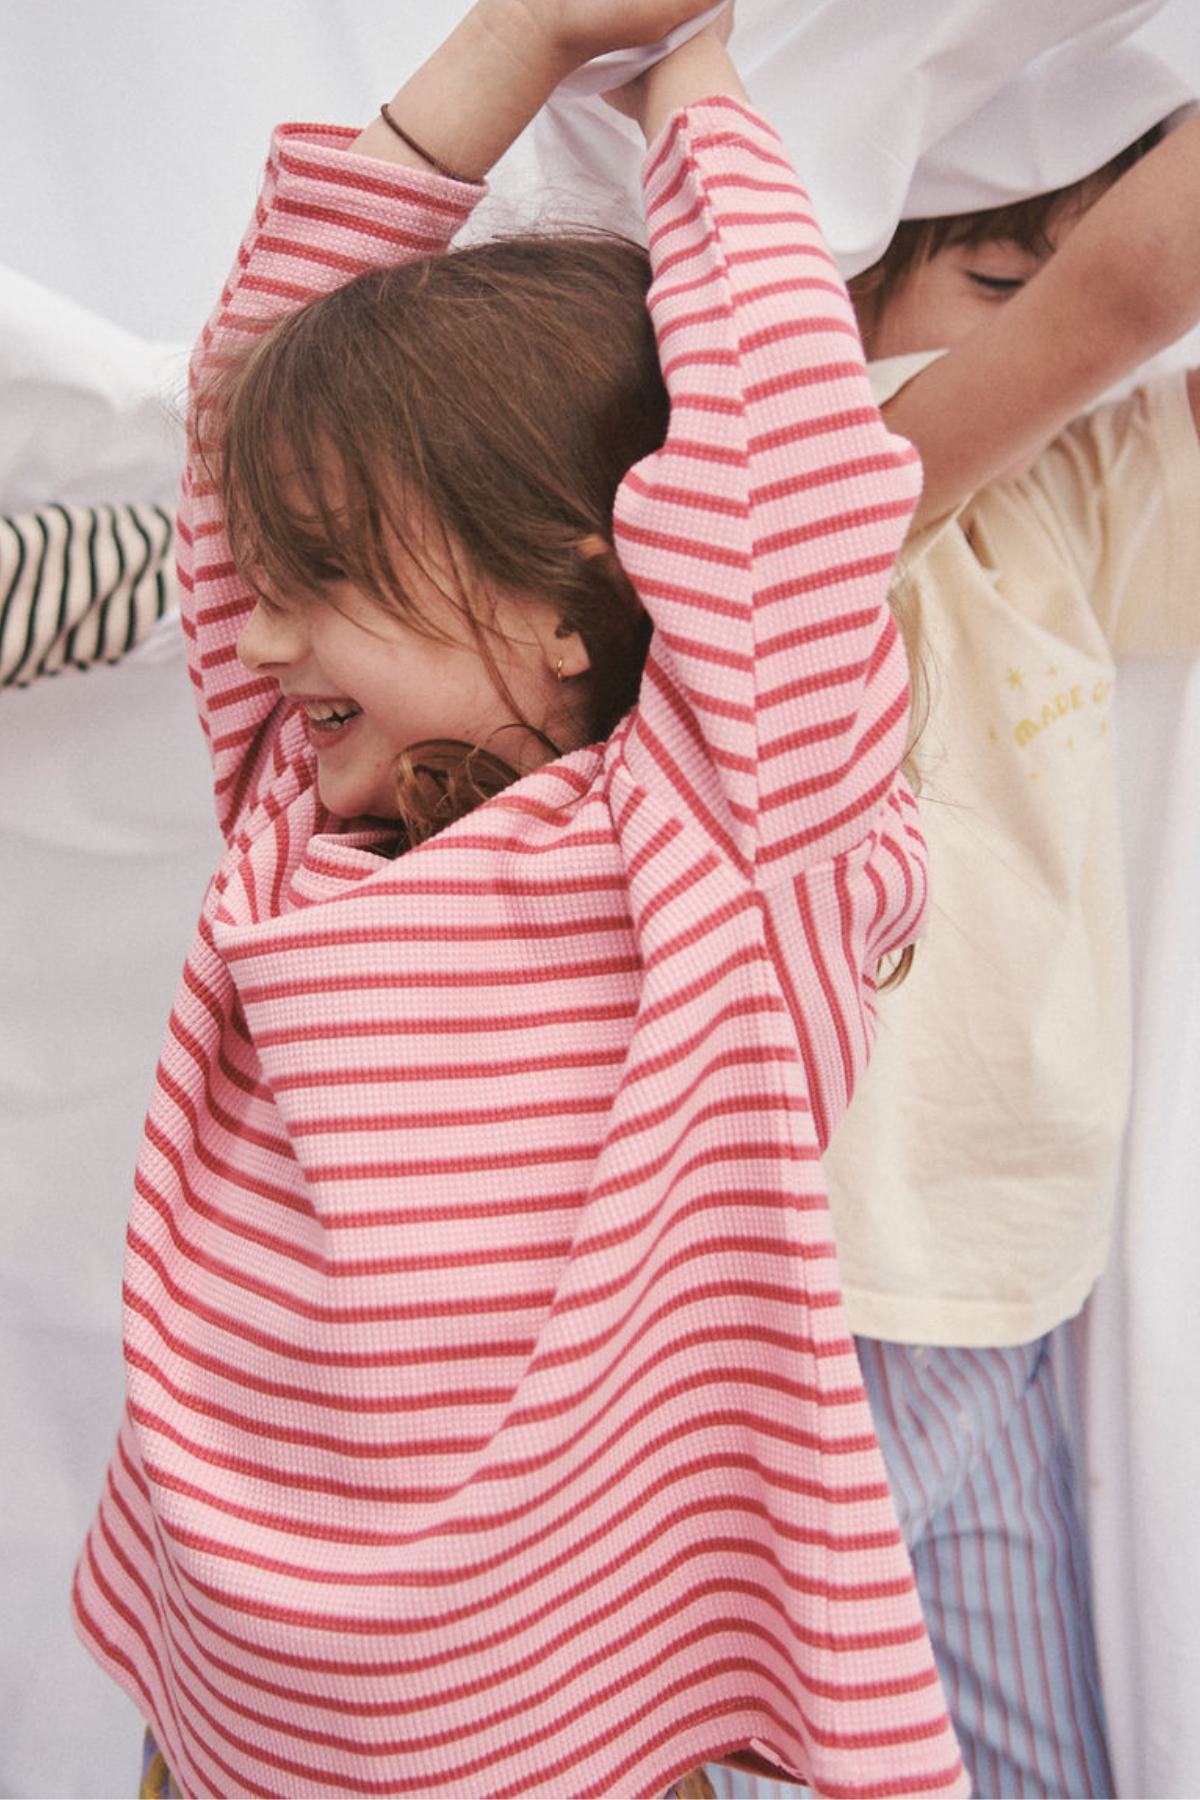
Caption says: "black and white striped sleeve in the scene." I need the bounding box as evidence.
[0,500,176,688]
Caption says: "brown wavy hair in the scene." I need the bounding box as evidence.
[193,232,667,844]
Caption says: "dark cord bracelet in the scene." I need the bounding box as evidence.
[378,102,472,184]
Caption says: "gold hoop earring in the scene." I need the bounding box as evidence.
[555,656,565,683]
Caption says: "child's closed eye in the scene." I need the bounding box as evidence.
[966,271,1026,297]
[956,238,1048,300]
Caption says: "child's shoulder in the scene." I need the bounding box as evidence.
[875,356,1198,550]
[1027,367,1199,519]
[892,362,1200,657]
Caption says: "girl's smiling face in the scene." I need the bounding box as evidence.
[236,552,587,823]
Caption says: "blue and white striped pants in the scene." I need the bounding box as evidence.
[705,1333,1114,1799]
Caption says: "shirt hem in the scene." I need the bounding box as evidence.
[842,1234,1111,1346]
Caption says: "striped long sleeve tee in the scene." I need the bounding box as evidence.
[0,499,174,686]
[72,98,964,1800]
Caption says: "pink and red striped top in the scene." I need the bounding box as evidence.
[72,98,963,1798]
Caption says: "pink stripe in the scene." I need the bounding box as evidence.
[73,95,954,1800]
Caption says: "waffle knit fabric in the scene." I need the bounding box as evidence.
[72,98,964,1799]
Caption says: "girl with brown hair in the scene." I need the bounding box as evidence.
[71,5,960,1795]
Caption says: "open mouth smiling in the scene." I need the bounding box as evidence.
[301,698,363,734]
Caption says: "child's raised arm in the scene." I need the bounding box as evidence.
[887,111,1200,527]
[602,35,926,989]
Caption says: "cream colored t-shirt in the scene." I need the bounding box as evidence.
[826,359,1200,1346]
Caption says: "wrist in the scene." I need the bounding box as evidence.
[474,0,592,92]
[636,33,746,142]
[355,1,575,182]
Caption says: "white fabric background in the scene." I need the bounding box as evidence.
[0,4,1196,1795]
[527,0,1193,275]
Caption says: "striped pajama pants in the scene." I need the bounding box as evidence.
[705,1332,1114,1800]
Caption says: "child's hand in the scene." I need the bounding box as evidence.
[601,4,741,141]
[361,1,737,186]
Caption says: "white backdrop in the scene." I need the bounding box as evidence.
[0,4,1197,1796]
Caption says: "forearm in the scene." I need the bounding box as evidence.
[354,0,734,179]
[895,112,1200,525]
[617,100,920,872]
[1077,112,1200,352]
[354,2,574,178]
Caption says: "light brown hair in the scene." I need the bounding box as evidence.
[194,232,668,844]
